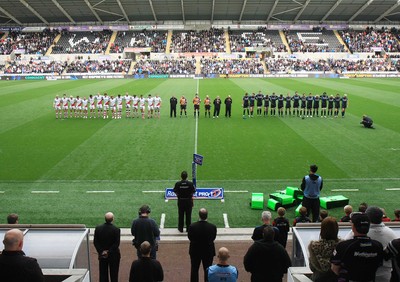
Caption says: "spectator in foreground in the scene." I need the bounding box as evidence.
[358,202,368,213]
[188,208,217,282]
[385,238,400,282]
[272,207,290,248]
[331,213,384,282]
[7,213,19,224]
[129,241,164,282]
[393,209,400,222]
[293,206,311,226]
[340,205,352,222]
[251,210,279,241]
[319,210,328,222]
[0,229,44,282]
[244,226,291,282]
[207,247,238,282]
[93,212,121,282]
[308,217,339,282]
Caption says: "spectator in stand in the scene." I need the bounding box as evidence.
[110,30,167,53]
[201,58,264,75]
[133,59,196,75]
[393,209,400,222]
[52,30,112,54]
[340,205,352,222]
[207,247,238,282]
[359,202,368,213]
[244,226,291,282]
[7,213,19,224]
[345,206,397,282]
[308,217,340,282]
[170,28,225,53]
[0,229,44,282]
[385,238,400,282]
[319,210,328,222]
[66,59,130,73]
[252,211,279,242]
[272,207,290,248]
[381,208,391,222]
[128,241,164,282]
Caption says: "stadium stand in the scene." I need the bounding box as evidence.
[340,27,400,53]
[170,28,225,53]
[132,58,196,75]
[285,29,345,53]
[200,58,264,75]
[0,29,59,55]
[65,59,131,73]
[229,29,287,53]
[52,30,112,54]
[110,30,167,53]
[2,60,66,74]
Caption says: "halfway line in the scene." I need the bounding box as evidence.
[331,189,359,192]
[143,190,165,193]
[224,190,249,193]
[386,188,400,191]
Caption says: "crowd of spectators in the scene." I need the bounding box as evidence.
[65,59,131,73]
[132,58,196,75]
[341,27,400,53]
[1,60,66,74]
[110,30,167,53]
[200,58,264,75]
[0,29,59,55]
[229,29,287,53]
[52,29,112,54]
[265,58,399,73]
[170,28,225,53]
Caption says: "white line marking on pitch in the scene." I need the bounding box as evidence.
[331,189,359,192]
[386,188,400,191]
[0,191,5,193]
[223,213,230,228]
[165,199,169,202]
[86,191,114,193]
[143,190,165,193]
[224,190,248,193]
[160,213,165,229]
[31,191,59,194]
[194,79,199,154]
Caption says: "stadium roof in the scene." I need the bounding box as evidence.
[0,0,399,27]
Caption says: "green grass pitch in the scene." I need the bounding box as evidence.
[0,78,399,228]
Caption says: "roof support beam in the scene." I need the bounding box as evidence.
[181,0,185,24]
[116,0,130,24]
[211,0,215,23]
[266,0,279,22]
[348,0,374,22]
[321,0,343,22]
[19,0,49,25]
[51,0,75,24]
[238,0,248,22]
[148,0,158,22]
[84,0,103,24]
[374,2,400,23]
[0,7,23,25]
[294,0,311,22]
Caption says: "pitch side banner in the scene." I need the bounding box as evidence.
[165,188,224,200]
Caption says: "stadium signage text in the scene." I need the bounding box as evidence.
[165,188,224,200]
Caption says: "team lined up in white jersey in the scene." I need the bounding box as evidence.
[53,93,162,119]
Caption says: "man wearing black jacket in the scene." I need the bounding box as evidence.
[244,226,291,282]
[174,171,196,232]
[94,212,121,282]
[170,95,177,118]
[188,208,217,282]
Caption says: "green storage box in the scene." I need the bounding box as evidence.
[320,195,349,209]
[285,186,304,200]
[251,193,264,209]
[295,203,303,217]
[267,198,282,211]
[269,192,295,206]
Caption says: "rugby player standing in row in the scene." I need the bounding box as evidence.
[154,94,162,119]
[263,94,269,117]
[277,94,284,117]
[53,95,62,119]
[249,93,256,118]
[242,93,249,118]
[270,93,278,116]
[293,92,300,117]
[224,95,232,118]
[256,91,264,116]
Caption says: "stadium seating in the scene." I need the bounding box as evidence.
[286,30,345,52]
[229,29,286,53]
[169,28,225,53]
[65,59,131,73]
[52,30,112,54]
[110,30,167,53]
[200,58,264,74]
[132,59,196,75]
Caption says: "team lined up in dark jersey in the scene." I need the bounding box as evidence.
[242,91,348,119]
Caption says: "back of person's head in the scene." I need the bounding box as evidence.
[199,208,208,220]
[366,206,383,224]
[3,229,24,251]
[181,171,188,180]
[299,206,307,217]
[105,212,114,223]
[310,164,318,173]
[140,241,151,256]
[262,225,275,242]
[395,209,400,218]
[320,217,339,240]
[217,247,230,262]
[7,213,19,224]
[139,204,151,216]
[277,207,286,217]
[344,205,353,215]
[351,212,370,235]
[320,210,328,220]
[359,202,368,213]
[261,211,272,222]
